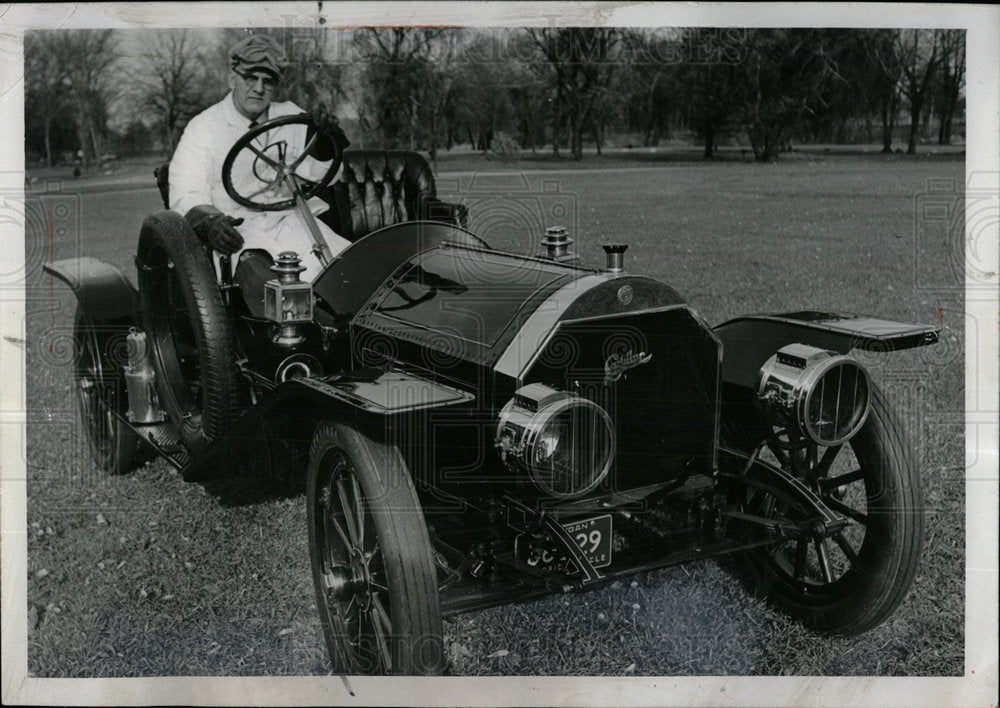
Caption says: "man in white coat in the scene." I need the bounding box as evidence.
[169,34,350,281]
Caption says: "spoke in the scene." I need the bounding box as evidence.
[351,474,365,552]
[814,538,834,583]
[287,133,319,173]
[341,644,360,674]
[807,443,819,470]
[821,468,866,490]
[793,539,809,581]
[370,595,393,672]
[371,594,392,631]
[368,610,391,672]
[761,493,776,519]
[813,444,843,479]
[246,142,282,169]
[766,438,788,467]
[824,495,869,525]
[736,441,764,477]
[246,175,284,199]
[329,612,360,674]
[788,447,809,478]
[327,514,352,551]
[833,531,860,564]
[336,477,359,547]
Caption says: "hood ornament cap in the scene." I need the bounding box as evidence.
[602,243,628,273]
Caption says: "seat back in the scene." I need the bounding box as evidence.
[323,150,466,241]
[154,161,170,209]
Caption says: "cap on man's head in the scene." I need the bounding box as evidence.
[230,34,286,77]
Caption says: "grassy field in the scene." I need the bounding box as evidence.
[22,152,965,677]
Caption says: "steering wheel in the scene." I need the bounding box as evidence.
[221,113,343,212]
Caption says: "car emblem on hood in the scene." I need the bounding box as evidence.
[604,349,653,384]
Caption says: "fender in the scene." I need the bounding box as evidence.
[43,256,138,321]
[714,310,939,388]
[179,368,476,481]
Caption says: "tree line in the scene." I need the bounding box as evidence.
[25,27,965,169]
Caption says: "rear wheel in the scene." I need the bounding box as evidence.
[723,384,923,635]
[307,420,444,675]
[73,313,139,474]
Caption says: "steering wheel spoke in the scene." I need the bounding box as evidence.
[246,175,286,200]
[287,132,319,174]
[245,142,283,171]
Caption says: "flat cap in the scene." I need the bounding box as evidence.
[230,34,286,76]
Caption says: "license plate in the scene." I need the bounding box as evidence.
[527,514,613,572]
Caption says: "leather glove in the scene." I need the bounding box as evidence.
[185,205,245,255]
[307,103,350,161]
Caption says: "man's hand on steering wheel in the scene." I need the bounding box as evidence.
[308,103,351,161]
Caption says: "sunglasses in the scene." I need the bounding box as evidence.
[234,69,278,91]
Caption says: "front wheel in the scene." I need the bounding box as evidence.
[723,384,923,635]
[306,420,444,675]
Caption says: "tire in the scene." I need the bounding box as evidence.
[723,384,923,636]
[307,419,444,675]
[73,313,139,474]
[136,212,239,451]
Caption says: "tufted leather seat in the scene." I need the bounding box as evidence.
[318,150,467,240]
[155,150,467,242]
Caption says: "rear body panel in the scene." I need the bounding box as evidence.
[715,311,939,388]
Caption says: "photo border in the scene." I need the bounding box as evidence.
[2,3,996,705]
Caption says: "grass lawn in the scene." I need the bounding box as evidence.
[22,152,965,677]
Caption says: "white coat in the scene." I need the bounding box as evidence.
[169,92,349,281]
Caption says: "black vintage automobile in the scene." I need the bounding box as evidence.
[46,115,940,675]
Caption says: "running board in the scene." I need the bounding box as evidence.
[129,418,194,469]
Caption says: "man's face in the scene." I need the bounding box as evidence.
[229,68,278,120]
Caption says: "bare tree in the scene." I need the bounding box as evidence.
[63,30,120,169]
[273,26,350,122]
[527,28,626,160]
[935,30,966,145]
[674,29,748,158]
[414,29,467,160]
[135,30,215,156]
[742,30,841,162]
[450,32,520,155]
[353,28,444,148]
[25,32,72,166]
[507,61,548,154]
[897,30,942,155]
[857,29,904,153]
[25,30,119,170]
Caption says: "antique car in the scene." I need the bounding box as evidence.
[45,115,940,675]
